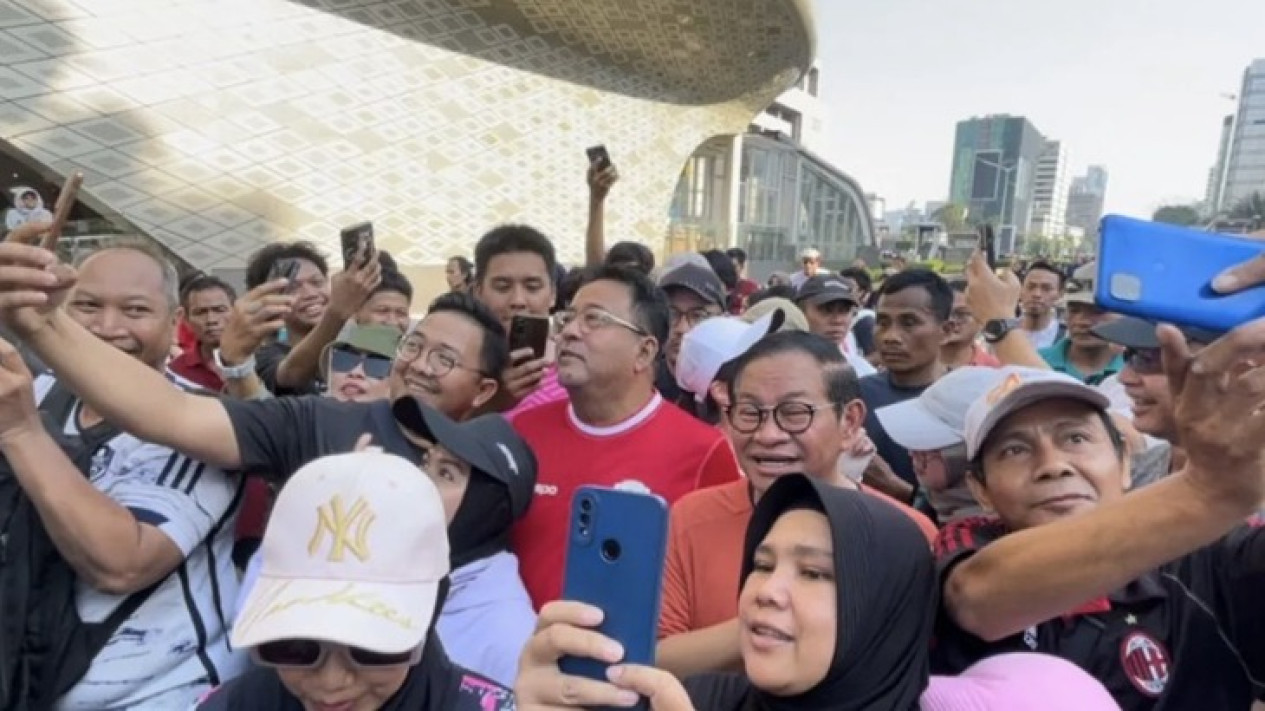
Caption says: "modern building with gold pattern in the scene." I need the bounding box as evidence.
[0,0,826,294]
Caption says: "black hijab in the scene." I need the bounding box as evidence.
[684,474,937,711]
[447,470,514,569]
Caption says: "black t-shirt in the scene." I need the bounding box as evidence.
[932,515,1265,710]
[655,356,682,402]
[255,341,322,397]
[223,396,422,484]
[858,372,929,488]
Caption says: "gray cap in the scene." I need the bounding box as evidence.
[795,274,859,307]
[658,262,726,308]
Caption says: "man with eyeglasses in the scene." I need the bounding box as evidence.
[510,265,741,610]
[654,258,728,410]
[0,233,511,488]
[656,330,935,679]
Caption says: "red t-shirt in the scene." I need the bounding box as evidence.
[510,393,742,609]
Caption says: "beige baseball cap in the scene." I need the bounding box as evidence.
[963,370,1110,460]
[232,451,449,653]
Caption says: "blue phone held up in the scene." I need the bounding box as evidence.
[1095,215,1265,333]
[559,486,668,711]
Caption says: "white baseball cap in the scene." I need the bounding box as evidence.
[964,370,1111,460]
[232,451,449,653]
[876,366,1023,453]
[675,309,785,401]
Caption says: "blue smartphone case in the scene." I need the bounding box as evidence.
[1095,215,1265,333]
[559,486,668,704]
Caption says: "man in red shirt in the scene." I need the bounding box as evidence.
[169,274,235,392]
[510,265,741,609]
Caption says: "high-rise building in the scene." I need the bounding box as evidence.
[947,115,1046,253]
[1219,59,1265,213]
[1030,140,1070,237]
[1065,166,1110,238]
[1206,114,1236,213]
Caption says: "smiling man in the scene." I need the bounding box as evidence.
[934,364,1265,710]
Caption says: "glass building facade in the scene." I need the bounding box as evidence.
[666,132,873,278]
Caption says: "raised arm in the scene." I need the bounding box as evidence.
[0,237,249,470]
[585,163,619,267]
[944,322,1265,641]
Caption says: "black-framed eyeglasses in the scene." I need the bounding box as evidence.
[725,401,839,434]
[395,338,485,378]
[555,308,647,336]
[252,639,421,669]
[1124,347,1162,376]
[330,347,393,379]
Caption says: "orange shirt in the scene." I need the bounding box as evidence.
[658,478,937,638]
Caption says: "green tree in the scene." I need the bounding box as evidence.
[1152,204,1202,227]
[1229,192,1265,221]
[930,203,969,232]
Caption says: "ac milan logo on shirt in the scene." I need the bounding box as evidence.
[1120,630,1170,697]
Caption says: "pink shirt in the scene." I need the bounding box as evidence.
[507,364,567,419]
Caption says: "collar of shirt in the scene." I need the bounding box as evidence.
[1039,339,1126,384]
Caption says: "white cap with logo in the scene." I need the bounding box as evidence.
[963,370,1111,460]
[232,451,449,654]
[876,366,1027,453]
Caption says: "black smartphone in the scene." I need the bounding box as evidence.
[585,145,612,172]
[509,314,551,361]
[267,258,300,291]
[980,224,997,271]
[340,221,375,270]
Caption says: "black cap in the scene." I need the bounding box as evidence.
[658,262,726,308]
[392,398,536,520]
[794,275,859,307]
[1091,316,1224,349]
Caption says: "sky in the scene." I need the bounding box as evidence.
[813,0,1265,219]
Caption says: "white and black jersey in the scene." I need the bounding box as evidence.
[33,372,247,710]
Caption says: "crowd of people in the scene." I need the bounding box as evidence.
[0,163,1263,711]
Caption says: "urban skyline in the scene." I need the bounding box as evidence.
[1205,58,1265,217]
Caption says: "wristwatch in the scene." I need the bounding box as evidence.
[213,348,257,380]
[982,318,1020,344]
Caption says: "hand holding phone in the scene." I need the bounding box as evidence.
[509,314,551,361]
[978,224,997,271]
[586,145,613,172]
[559,486,667,711]
[266,258,301,292]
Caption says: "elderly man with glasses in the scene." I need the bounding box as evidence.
[510,265,742,611]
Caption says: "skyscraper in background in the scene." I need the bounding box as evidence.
[1030,140,1070,237]
[1065,165,1110,239]
[1218,58,1265,214]
[947,114,1046,253]
[1205,114,1236,214]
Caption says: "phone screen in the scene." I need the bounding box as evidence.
[268,258,301,291]
[340,222,375,270]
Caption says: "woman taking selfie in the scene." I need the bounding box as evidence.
[515,474,1117,710]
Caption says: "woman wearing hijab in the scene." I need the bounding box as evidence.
[5,186,52,231]
[197,451,514,711]
[392,398,538,688]
[516,474,1116,710]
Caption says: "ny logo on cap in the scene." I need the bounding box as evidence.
[496,443,520,476]
[986,373,1024,405]
[308,495,376,563]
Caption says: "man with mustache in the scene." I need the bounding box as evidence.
[169,275,235,392]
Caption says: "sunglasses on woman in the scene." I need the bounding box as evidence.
[330,347,393,380]
[252,639,422,669]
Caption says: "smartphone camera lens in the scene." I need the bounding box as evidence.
[579,512,591,527]
[579,498,593,513]
[600,539,622,562]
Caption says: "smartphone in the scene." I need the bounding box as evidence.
[267,258,300,291]
[585,144,612,172]
[1096,214,1265,333]
[42,172,83,251]
[509,314,550,361]
[559,486,667,708]
[979,224,997,271]
[339,221,374,270]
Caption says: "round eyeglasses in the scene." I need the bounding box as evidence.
[725,401,839,435]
